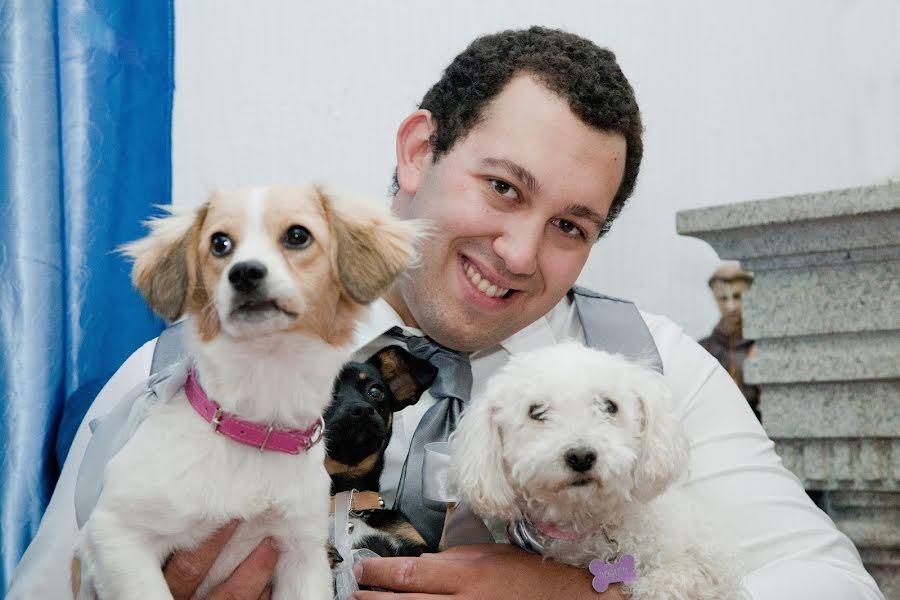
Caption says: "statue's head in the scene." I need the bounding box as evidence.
[708,263,754,321]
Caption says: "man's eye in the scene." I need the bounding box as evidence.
[551,218,586,239]
[490,179,518,199]
[210,233,233,257]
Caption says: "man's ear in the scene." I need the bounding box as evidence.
[395,109,436,197]
[367,345,438,411]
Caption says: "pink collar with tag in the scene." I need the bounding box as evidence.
[185,367,324,454]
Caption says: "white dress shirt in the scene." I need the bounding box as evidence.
[6,297,884,599]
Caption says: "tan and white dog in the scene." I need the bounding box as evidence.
[74,185,420,600]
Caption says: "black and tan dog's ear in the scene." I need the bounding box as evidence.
[318,186,425,304]
[368,345,437,410]
[120,203,209,322]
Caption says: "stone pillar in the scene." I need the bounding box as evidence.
[676,182,899,596]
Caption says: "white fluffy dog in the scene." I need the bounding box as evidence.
[450,342,741,600]
[74,185,419,600]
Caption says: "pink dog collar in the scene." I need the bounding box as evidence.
[185,367,325,454]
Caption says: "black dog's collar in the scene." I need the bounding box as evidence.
[329,490,385,515]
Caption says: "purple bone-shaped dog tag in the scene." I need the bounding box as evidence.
[589,554,637,592]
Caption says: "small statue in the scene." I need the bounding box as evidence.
[699,263,761,421]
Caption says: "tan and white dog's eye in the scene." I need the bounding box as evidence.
[210,232,233,257]
[283,225,313,250]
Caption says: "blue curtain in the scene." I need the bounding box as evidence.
[0,0,173,590]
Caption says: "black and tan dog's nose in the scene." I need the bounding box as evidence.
[349,403,377,418]
[564,447,597,473]
[229,261,267,292]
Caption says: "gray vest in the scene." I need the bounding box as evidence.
[75,287,662,533]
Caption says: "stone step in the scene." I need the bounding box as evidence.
[676,182,900,262]
[775,438,900,491]
[745,330,900,384]
[762,381,900,438]
[743,260,900,338]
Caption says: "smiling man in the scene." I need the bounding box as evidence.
[7,26,883,600]
[388,75,628,352]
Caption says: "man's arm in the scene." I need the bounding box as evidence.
[352,544,624,600]
[6,337,281,600]
[648,314,884,600]
[6,338,157,599]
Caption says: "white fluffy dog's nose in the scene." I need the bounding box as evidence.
[229,260,268,293]
[564,447,597,473]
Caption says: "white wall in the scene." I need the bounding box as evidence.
[172,0,900,339]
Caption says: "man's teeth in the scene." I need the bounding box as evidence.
[464,262,509,298]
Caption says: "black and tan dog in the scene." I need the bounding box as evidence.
[324,345,437,558]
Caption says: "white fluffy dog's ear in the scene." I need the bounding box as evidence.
[450,396,519,521]
[631,372,690,503]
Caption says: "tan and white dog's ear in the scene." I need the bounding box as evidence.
[318,187,423,304]
[631,372,690,503]
[449,396,519,521]
[120,203,209,322]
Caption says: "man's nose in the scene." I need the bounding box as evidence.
[493,222,540,276]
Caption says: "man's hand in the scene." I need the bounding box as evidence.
[351,543,625,600]
[163,521,279,600]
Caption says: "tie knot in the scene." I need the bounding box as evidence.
[388,327,473,403]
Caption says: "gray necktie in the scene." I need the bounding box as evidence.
[388,327,472,550]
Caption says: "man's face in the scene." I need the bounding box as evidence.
[390,76,627,351]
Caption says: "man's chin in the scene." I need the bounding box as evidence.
[421,318,520,352]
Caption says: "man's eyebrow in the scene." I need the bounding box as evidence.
[481,158,541,195]
[566,204,607,234]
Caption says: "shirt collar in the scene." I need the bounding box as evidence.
[351,298,561,358]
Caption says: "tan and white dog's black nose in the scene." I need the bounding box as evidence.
[228,260,267,293]
[564,447,597,473]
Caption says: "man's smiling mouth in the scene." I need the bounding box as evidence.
[461,257,514,299]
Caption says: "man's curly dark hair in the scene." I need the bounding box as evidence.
[391,26,643,238]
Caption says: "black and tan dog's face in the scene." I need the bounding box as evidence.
[324,345,437,485]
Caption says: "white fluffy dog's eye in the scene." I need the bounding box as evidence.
[604,399,618,414]
[528,403,548,421]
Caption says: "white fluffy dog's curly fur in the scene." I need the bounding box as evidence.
[450,342,742,600]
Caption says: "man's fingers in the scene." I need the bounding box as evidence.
[421,543,519,560]
[206,537,280,600]
[352,593,437,600]
[165,520,240,600]
[354,556,459,594]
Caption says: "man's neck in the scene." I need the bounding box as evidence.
[384,287,418,328]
